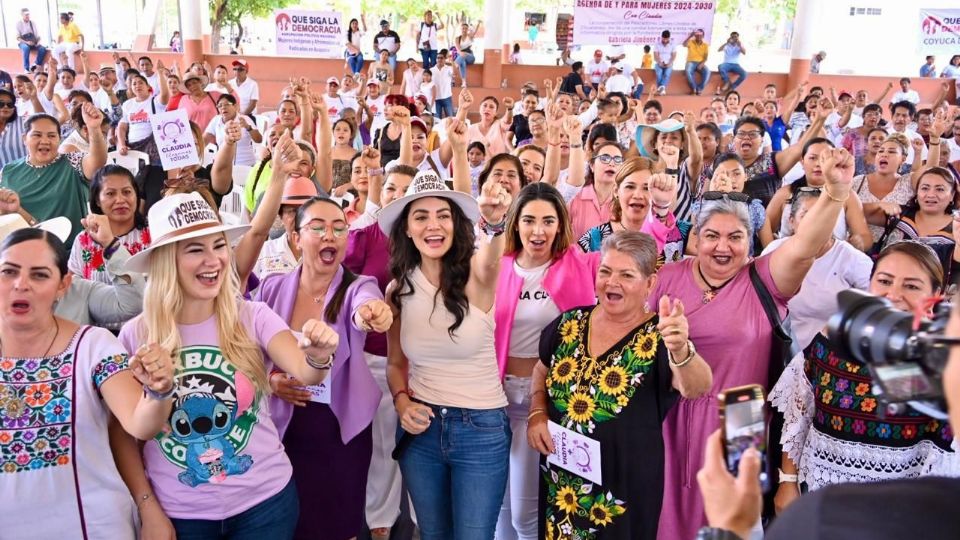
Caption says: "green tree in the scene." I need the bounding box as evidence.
[209,0,297,52]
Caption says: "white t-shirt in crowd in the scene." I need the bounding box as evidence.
[205,114,257,166]
[385,149,448,179]
[605,72,634,94]
[324,94,347,122]
[947,138,960,163]
[653,40,677,66]
[254,233,299,278]
[402,69,423,98]
[887,126,927,165]
[512,97,548,116]
[762,238,872,350]
[121,96,166,142]
[364,95,388,136]
[432,64,454,100]
[89,88,112,111]
[585,59,609,85]
[230,77,260,114]
[418,81,436,105]
[204,82,233,95]
[509,261,561,358]
[891,89,920,105]
[144,72,161,94]
[418,22,440,50]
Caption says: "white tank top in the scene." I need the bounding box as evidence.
[399,267,507,409]
[508,261,561,358]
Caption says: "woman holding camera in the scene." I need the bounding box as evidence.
[771,241,958,514]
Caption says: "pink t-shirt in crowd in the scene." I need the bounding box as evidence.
[176,91,222,133]
[568,184,614,240]
[118,301,292,520]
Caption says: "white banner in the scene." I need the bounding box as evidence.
[150,109,199,171]
[918,9,960,53]
[274,9,343,58]
[573,0,717,47]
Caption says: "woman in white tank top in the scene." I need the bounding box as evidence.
[377,167,513,540]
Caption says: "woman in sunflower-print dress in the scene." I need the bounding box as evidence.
[527,231,712,540]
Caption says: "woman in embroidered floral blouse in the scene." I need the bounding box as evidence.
[69,164,150,284]
[771,241,957,514]
[527,231,712,540]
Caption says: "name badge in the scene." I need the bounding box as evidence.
[304,380,331,404]
[547,421,602,485]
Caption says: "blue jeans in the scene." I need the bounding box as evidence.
[387,53,398,72]
[718,62,747,90]
[398,405,511,540]
[421,49,438,70]
[631,81,646,99]
[654,64,673,88]
[454,52,475,80]
[685,61,710,92]
[19,43,47,71]
[346,52,364,74]
[435,97,454,119]
[170,479,299,540]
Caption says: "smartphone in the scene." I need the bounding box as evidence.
[718,384,769,491]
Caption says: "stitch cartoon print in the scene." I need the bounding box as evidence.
[156,345,261,487]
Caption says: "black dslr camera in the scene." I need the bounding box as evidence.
[827,290,956,415]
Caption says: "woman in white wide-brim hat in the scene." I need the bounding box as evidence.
[114,132,345,538]
[635,114,704,223]
[380,168,514,539]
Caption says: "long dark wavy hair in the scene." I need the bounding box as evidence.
[389,196,476,337]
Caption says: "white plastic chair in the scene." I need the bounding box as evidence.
[106,149,149,176]
[232,165,252,189]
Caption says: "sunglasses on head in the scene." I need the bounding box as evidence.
[702,191,750,203]
[789,186,822,202]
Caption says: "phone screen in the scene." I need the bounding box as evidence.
[872,363,935,401]
[723,392,769,490]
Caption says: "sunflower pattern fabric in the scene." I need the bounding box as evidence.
[538,307,679,540]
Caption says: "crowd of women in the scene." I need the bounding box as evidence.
[1,49,959,540]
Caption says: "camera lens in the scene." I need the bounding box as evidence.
[827,290,914,365]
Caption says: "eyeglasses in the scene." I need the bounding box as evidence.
[734,130,762,140]
[232,67,245,71]
[300,223,348,238]
[0,102,15,109]
[702,191,750,203]
[595,154,624,165]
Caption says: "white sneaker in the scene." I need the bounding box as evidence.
[657,86,665,95]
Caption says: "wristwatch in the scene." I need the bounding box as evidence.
[696,527,744,540]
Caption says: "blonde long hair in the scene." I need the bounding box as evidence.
[140,236,270,394]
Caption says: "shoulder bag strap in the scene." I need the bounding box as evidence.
[424,154,443,177]
[748,262,790,343]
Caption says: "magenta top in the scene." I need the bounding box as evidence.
[647,254,791,540]
[494,247,600,378]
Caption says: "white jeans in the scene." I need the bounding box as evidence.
[363,352,415,530]
[494,375,539,540]
[53,42,81,68]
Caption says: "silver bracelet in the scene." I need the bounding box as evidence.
[305,353,334,370]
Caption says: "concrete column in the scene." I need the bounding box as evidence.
[131,0,164,51]
[481,0,505,89]
[200,0,212,53]
[180,0,203,66]
[787,0,823,89]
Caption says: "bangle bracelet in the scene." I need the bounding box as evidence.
[144,383,175,401]
[823,188,849,204]
[529,389,546,399]
[305,353,334,370]
[392,388,413,404]
[368,167,384,176]
[668,340,696,367]
[665,167,680,175]
[136,493,153,510]
[929,139,941,145]
[569,143,583,149]
[527,408,547,421]
[479,217,507,237]
[778,469,799,483]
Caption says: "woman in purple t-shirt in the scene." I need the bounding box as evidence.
[651,148,857,540]
[117,186,340,539]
